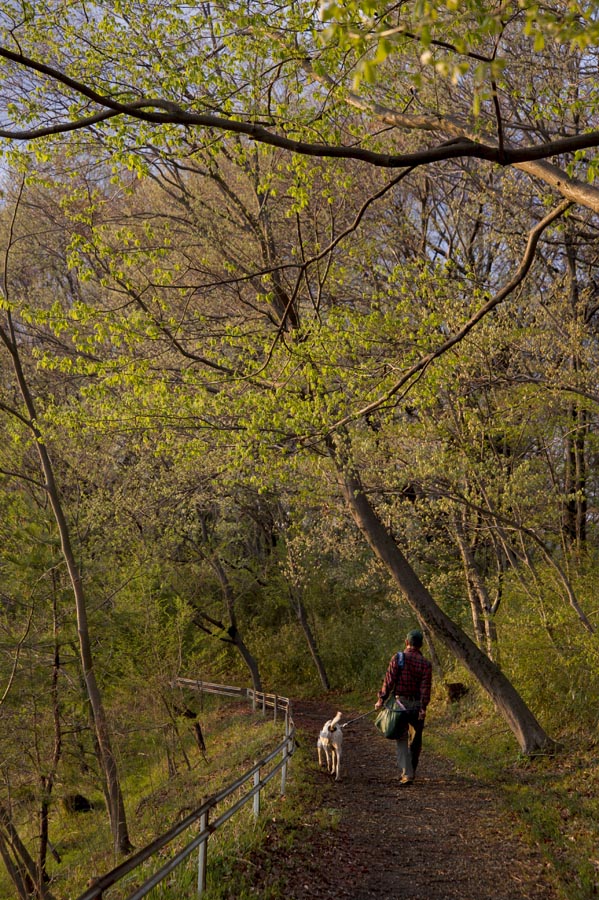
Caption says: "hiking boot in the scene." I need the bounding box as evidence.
[400,776,414,785]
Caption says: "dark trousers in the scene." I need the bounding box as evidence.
[395,700,424,778]
[408,714,425,772]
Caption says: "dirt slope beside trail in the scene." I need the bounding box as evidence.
[257,700,558,900]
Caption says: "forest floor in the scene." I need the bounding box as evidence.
[243,699,560,900]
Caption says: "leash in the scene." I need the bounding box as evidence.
[341,708,377,729]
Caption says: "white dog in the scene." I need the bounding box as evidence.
[317,711,343,781]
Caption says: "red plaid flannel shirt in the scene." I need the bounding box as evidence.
[378,647,432,711]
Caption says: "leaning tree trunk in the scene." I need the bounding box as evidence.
[209,555,263,693]
[230,626,263,694]
[337,464,556,754]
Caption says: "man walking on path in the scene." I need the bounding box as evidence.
[375,628,433,784]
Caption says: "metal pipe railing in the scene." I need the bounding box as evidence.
[75,682,295,900]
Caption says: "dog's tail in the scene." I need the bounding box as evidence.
[328,710,343,730]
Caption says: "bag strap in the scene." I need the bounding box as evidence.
[393,651,405,695]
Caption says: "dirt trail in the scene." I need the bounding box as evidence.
[251,700,558,900]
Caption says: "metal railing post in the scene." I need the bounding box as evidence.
[280,738,288,796]
[197,811,208,895]
[253,767,261,819]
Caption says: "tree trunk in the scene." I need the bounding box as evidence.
[453,515,499,662]
[563,402,588,548]
[0,804,54,900]
[419,621,444,678]
[336,463,556,754]
[39,583,63,884]
[464,575,487,650]
[0,831,32,900]
[279,517,331,690]
[161,697,192,771]
[563,237,588,549]
[2,320,132,856]
[231,627,263,693]
[289,587,331,690]
[37,445,132,856]
[209,554,263,692]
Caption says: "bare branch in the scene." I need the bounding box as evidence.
[2,45,599,215]
[0,601,34,706]
[323,199,573,433]
[440,486,595,634]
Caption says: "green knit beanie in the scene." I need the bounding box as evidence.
[406,629,424,647]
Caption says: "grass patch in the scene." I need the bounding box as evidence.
[195,724,336,900]
[428,700,599,900]
[124,721,333,900]
[0,700,294,900]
